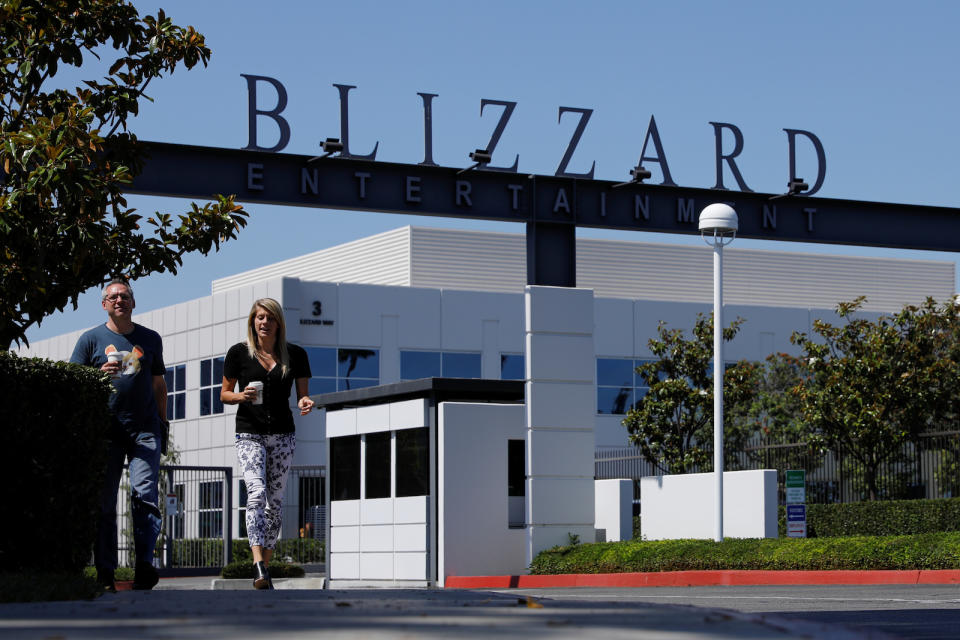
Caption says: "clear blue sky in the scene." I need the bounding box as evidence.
[24,0,960,343]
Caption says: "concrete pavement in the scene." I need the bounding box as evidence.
[0,576,889,639]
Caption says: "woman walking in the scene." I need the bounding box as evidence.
[222,298,314,589]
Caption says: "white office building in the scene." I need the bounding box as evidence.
[17,226,955,545]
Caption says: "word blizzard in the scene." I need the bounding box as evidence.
[240,75,827,196]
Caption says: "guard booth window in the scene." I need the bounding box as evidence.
[396,427,429,497]
[330,435,360,501]
[365,432,391,499]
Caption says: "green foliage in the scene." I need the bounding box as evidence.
[791,297,960,500]
[220,561,305,579]
[777,498,960,538]
[622,313,760,474]
[529,531,960,574]
[0,571,102,602]
[0,352,112,572]
[0,0,248,349]
[172,537,325,567]
[84,565,134,581]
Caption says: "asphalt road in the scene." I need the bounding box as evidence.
[503,584,960,640]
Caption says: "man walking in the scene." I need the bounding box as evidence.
[70,278,167,591]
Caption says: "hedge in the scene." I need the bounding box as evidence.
[777,498,960,537]
[221,561,306,579]
[0,352,113,573]
[530,531,960,574]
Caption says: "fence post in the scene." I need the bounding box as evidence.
[165,467,175,570]
[223,468,233,567]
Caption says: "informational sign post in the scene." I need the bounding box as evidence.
[785,469,807,538]
[786,504,807,537]
[166,492,179,517]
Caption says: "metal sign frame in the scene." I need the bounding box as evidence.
[131,142,960,287]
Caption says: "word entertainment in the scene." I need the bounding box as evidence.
[240,75,828,197]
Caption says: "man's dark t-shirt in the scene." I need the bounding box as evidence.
[223,342,311,435]
[70,323,165,436]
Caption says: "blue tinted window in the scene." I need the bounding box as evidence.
[401,351,441,380]
[305,347,336,377]
[200,359,211,387]
[338,349,379,379]
[442,352,481,378]
[338,377,379,392]
[597,387,633,415]
[174,393,185,420]
[308,378,337,395]
[200,388,211,416]
[174,364,186,392]
[164,368,174,389]
[597,358,634,387]
[213,356,224,381]
[500,354,525,380]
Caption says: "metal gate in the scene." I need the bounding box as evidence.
[114,465,233,570]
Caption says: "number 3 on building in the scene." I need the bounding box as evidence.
[312,301,322,316]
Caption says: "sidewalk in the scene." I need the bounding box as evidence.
[0,577,884,639]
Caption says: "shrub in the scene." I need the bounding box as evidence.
[221,561,305,579]
[530,531,960,574]
[0,353,113,573]
[0,571,102,603]
[776,498,960,537]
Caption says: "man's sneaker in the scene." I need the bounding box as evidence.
[96,567,116,593]
[132,561,159,590]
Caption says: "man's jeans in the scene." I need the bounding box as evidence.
[95,429,162,570]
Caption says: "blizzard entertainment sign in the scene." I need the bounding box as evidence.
[130,76,959,287]
[240,75,827,197]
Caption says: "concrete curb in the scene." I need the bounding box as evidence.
[210,577,326,590]
[445,569,960,589]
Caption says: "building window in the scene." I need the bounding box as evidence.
[165,364,186,421]
[298,475,325,540]
[199,356,225,416]
[305,347,379,394]
[400,351,481,380]
[596,358,657,415]
[500,354,525,380]
[508,439,525,528]
[198,480,223,538]
[171,483,184,539]
[238,479,247,539]
[396,427,429,497]
[330,435,361,501]
[365,432,391,499]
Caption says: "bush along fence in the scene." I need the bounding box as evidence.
[597,431,960,506]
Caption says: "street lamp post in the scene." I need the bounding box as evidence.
[698,203,738,543]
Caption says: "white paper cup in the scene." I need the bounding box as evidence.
[107,351,128,376]
[249,381,264,405]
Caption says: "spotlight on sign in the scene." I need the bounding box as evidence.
[613,163,652,188]
[770,177,810,200]
[458,149,493,175]
[308,138,345,162]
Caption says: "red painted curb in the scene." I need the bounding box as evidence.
[443,569,960,589]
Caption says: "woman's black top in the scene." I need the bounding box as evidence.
[223,342,312,435]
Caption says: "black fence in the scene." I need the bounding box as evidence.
[596,431,960,505]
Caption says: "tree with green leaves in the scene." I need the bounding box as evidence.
[622,313,760,475]
[0,0,248,349]
[791,296,960,500]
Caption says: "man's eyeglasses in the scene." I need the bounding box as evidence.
[105,293,132,302]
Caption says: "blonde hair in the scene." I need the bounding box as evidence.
[245,298,289,376]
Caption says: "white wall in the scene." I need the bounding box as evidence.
[595,478,632,542]
[437,402,527,585]
[640,470,778,540]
